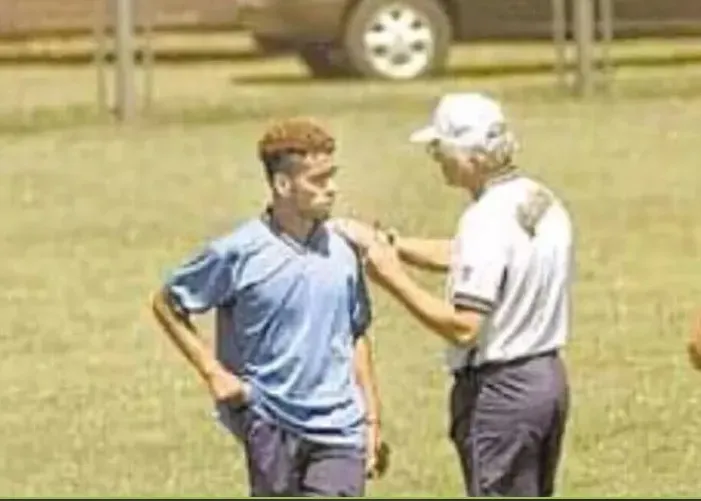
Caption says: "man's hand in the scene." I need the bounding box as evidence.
[365,421,390,479]
[364,239,406,289]
[207,366,250,405]
[331,218,378,251]
[688,311,701,371]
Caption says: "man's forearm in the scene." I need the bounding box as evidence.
[380,272,476,347]
[150,288,223,381]
[354,335,381,423]
[395,237,452,272]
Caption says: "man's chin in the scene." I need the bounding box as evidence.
[313,206,333,221]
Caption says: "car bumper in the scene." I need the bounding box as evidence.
[236,0,344,43]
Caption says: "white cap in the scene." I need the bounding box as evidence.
[409,92,507,150]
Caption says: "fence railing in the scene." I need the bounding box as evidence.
[91,0,617,121]
[7,0,696,121]
[553,0,615,96]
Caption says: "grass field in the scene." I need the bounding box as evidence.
[2,38,701,497]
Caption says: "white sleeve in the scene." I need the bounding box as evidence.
[450,216,509,315]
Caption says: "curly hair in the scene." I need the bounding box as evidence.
[258,117,336,183]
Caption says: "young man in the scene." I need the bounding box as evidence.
[336,93,575,497]
[150,117,385,497]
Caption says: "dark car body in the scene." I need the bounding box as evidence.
[236,0,701,43]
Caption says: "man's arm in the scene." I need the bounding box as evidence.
[394,236,452,273]
[347,250,389,478]
[354,335,381,425]
[150,288,227,384]
[331,218,451,272]
[364,218,505,346]
[349,253,381,423]
[149,246,248,404]
[376,266,483,347]
[353,333,389,478]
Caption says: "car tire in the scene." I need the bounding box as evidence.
[342,0,452,80]
[298,42,354,79]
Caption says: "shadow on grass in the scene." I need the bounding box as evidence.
[0,49,266,66]
[230,52,701,86]
[0,53,700,135]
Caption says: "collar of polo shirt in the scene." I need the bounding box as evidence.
[484,166,521,188]
[260,205,325,252]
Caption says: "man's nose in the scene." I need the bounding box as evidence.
[327,180,339,196]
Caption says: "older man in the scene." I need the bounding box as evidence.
[337,93,575,497]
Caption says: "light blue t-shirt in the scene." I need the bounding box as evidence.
[164,215,372,449]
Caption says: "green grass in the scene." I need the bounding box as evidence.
[2,40,701,497]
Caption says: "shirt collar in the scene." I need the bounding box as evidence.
[475,166,521,199]
[260,206,324,253]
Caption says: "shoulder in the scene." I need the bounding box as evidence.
[508,176,567,209]
[512,177,573,228]
[322,221,363,264]
[456,193,517,249]
[458,199,508,236]
[208,218,270,259]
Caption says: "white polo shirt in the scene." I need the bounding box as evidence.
[445,173,575,372]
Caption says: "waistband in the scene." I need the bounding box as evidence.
[454,349,559,378]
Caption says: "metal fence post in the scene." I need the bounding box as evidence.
[573,0,596,96]
[114,0,137,121]
[93,0,109,113]
[598,0,615,91]
[552,0,568,90]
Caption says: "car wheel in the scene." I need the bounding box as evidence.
[343,0,452,80]
[298,43,353,79]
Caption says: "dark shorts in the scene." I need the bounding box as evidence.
[449,351,569,497]
[217,402,366,497]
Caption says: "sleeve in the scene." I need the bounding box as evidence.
[163,245,238,316]
[350,252,373,338]
[450,217,509,315]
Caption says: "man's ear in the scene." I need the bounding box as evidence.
[272,171,291,197]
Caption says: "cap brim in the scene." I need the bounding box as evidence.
[409,125,439,144]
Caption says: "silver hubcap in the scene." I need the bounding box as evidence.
[362,3,435,80]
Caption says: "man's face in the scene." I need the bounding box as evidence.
[284,152,339,221]
[427,140,475,188]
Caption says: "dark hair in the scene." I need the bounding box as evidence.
[257,117,336,183]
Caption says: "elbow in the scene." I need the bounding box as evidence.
[439,323,475,348]
[149,288,171,320]
[149,288,162,311]
[443,309,482,347]
[450,330,475,348]
[437,253,452,272]
[429,261,450,273]
[150,288,193,330]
